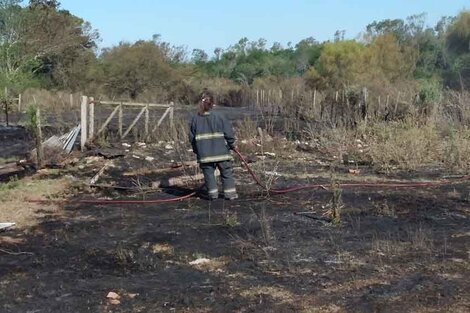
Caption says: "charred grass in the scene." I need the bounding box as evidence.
[0,153,469,312]
[1,96,470,311]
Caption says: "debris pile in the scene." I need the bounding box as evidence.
[30,125,81,166]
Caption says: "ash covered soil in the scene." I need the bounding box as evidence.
[1,106,470,312]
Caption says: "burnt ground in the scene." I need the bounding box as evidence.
[0,152,470,312]
[0,125,33,160]
[1,107,470,312]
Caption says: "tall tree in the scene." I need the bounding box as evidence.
[315,40,364,88]
[445,11,470,90]
[0,0,98,89]
[99,40,176,99]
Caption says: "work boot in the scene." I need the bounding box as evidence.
[199,193,218,201]
[208,190,219,200]
[224,193,238,200]
[197,187,218,201]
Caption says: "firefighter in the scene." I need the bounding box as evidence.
[189,91,238,200]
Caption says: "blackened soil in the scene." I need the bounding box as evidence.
[1,167,470,312]
[0,125,33,160]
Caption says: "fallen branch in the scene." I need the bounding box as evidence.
[90,161,114,185]
[294,212,332,223]
[0,248,34,256]
[89,184,155,191]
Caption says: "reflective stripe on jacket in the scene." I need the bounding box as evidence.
[189,111,235,163]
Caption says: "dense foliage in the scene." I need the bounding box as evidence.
[1,2,469,103]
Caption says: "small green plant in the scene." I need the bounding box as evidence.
[0,94,13,125]
[115,243,135,266]
[26,105,39,133]
[258,205,274,247]
[95,133,112,148]
[224,211,239,227]
[330,180,343,224]
[373,199,396,217]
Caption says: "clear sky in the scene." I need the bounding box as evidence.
[58,0,468,54]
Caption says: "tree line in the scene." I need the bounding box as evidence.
[1,1,470,105]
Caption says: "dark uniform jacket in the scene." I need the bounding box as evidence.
[189,110,235,163]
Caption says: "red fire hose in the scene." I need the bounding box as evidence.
[27,148,467,205]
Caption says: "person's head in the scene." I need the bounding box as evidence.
[199,91,214,114]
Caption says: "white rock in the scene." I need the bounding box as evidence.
[165,144,174,150]
[85,156,101,164]
[107,292,120,300]
[122,143,131,148]
[0,223,15,230]
[189,258,211,265]
[145,156,155,162]
[265,171,281,177]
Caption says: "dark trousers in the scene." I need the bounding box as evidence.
[200,161,236,198]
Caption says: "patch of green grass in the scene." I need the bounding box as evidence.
[0,176,22,193]
[224,212,240,227]
[0,157,18,164]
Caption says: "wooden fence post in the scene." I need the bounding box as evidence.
[377,95,381,117]
[144,103,149,138]
[89,97,94,140]
[4,87,8,126]
[313,89,317,112]
[36,108,44,168]
[118,103,123,138]
[118,102,123,138]
[362,87,368,122]
[170,102,174,128]
[69,94,74,108]
[395,92,400,115]
[80,96,88,151]
[4,98,8,127]
[18,94,22,112]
